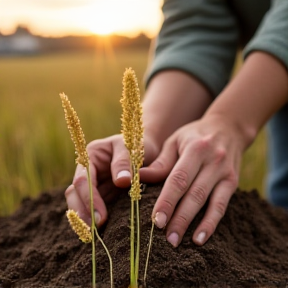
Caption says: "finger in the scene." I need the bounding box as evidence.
[110,138,132,188]
[192,179,236,246]
[140,139,178,183]
[152,146,203,229]
[73,166,108,227]
[165,165,221,247]
[65,184,90,224]
[86,138,112,185]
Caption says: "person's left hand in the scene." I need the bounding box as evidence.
[140,114,245,247]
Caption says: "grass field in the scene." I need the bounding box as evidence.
[0,49,267,216]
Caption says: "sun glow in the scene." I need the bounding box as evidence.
[0,0,163,38]
[82,0,162,37]
[84,3,118,35]
[88,22,115,36]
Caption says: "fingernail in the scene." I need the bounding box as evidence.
[167,232,179,247]
[116,170,131,179]
[94,211,101,226]
[196,231,206,245]
[154,212,167,229]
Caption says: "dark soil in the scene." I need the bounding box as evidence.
[1,185,288,288]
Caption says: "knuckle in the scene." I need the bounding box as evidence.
[73,175,87,187]
[213,147,227,164]
[112,157,130,169]
[174,214,189,231]
[214,200,227,218]
[202,218,217,234]
[188,184,207,206]
[86,140,97,150]
[151,158,166,170]
[87,137,112,153]
[162,198,174,209]
[194,136,212,152]
[170,169,190,194]
[86,140,101,153]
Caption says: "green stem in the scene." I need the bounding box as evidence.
[144,221,155,287]
[87,167,96,288]
[94,226,114,288]
[135,199,140,284]
[130,197,136,287]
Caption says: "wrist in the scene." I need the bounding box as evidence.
[143,70,213,152]
[205,52,288,151]
[204,113,257,151]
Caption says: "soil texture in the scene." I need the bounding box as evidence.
[1,185,288,288]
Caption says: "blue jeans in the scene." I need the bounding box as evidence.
[267,102,288,209]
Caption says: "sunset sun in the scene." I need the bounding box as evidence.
[0,0,162,38]
[80,0,162,37]
[83,2,130,36]
[86,17,116,36]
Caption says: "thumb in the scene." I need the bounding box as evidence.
[111,138,132,188]
[140,139,178,183]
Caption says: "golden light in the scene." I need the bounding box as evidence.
[84,2,117,36]
[88,21,115,36]
[0,0,163,38]
[81,0,162,37]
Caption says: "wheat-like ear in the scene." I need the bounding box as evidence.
[121,67,144,201]
[66,210,92,243]
[60,93,114,288]
[121,67,144,288]
[59,93,89,168]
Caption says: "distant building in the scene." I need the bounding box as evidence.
[0,26,40,55]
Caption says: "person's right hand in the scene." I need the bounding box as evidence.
[64,134,159,227]
[140,114,246,247]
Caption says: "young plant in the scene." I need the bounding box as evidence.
[60,93,113,288]
[120,68,144,288]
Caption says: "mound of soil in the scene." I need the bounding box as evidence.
[1,185,288,288]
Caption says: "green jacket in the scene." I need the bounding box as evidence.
[146,0,288,97]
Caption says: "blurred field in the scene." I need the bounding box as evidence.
[0,48,267,216]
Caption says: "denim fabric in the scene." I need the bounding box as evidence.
[267,102,288,209]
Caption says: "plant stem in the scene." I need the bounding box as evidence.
[94,226,114,288]
[144,221,155,287]
[130,197,136,288]
[87,167,96,288]
[135,199,140,284]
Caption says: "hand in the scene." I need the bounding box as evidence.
[140,115,245,247]
[65,134,160,226]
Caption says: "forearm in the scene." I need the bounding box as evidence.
[205,51,288,150]
[143,70,212,150]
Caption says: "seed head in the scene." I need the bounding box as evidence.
[60,93,89,167]
[120,68,144,168]
[120,68,144,201]
[66,209,92,243]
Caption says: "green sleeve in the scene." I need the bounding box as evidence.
[145,0,239,97]
[243,0,288,70]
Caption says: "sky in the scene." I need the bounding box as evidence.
[0,0,163,38]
